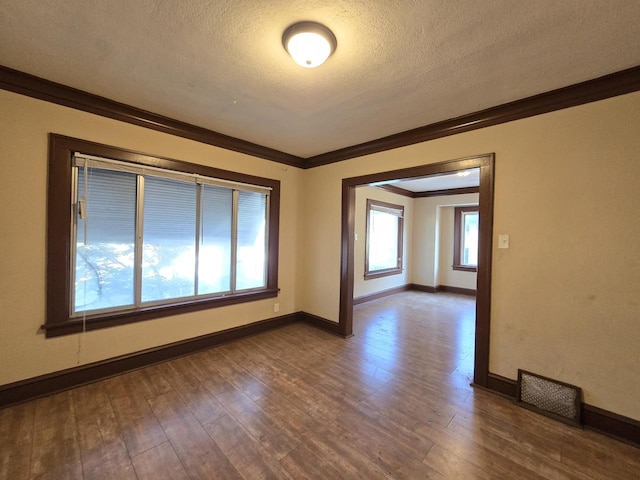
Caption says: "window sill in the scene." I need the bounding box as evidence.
[364,268,403,280]
[43,288,279,338]
[452,265,477,273]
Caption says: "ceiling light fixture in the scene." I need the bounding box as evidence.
[282,21,337,68]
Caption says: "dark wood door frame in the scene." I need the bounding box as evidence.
[339,154,495,387]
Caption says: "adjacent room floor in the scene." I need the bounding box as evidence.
[1,291,638,479]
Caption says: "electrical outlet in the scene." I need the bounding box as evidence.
[273,303,280,313]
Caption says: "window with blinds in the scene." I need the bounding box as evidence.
[364,199,404,280]
[71,153,272,318]
[46,135,280,336]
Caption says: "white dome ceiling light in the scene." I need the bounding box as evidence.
[282,21,337,68]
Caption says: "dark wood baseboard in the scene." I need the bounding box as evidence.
[485,372,518,397]
[582,404,640,448]
[483,372,640,448]
[409,283,477,296]
[437,285,477,296]
[352,283,476,305]
[353,285,411,305]
[0,313,300,409]
[409,283,438,293]
[297,311,347,337]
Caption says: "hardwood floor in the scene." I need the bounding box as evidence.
[1,291,638,479]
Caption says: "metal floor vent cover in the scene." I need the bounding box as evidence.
[516,369,582,426]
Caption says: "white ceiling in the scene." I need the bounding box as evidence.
[382,168,480,193]
[1,1,639,158]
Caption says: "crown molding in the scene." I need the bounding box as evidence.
[375,184,415,197]
[0,65,305,168]
[415,186,480,198]
[2,64,639,170]
[376,184,480,198]
[304,65,640,168]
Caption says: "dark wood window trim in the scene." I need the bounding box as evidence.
[45,134,280,338]
[453,206,479,272]
[364,199,404,280]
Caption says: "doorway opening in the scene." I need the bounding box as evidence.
[338,154,495,387]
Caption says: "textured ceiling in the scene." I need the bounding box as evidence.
[1,1,640,158]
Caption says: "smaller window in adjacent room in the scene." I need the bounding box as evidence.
[453,206,479,272]
[365,199,404,280]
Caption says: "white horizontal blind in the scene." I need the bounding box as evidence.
[74,166,137,312]
[141,176,197,302]
[76,166,137,243]
[236,190,268,290]
[199,185,233,294]
[143,176,197,240]
[73,154,272,194]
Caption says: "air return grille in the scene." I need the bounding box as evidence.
[516,369,582,426]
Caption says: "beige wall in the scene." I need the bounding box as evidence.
[412,194,478,289]
[353,186,413,298]
[0,90,301,385]
[299,91,640,420]
[2,87,639,422]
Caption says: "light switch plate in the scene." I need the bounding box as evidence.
[498,234,510,249]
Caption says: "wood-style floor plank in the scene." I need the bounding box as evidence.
[0,291,637,479]
[204,413,294,479]
[131,442,189,480]
[296,429,394,480]
[30,391,83,480]
[0,402,34,480]
[148,390,242,479]
[72,383,137,480]
[212,385,302,460]
[279,442,346,480]
[103,374,167,457]
[560,430,640,480]
[151,358,228,425]
[447,411,590,480]
[424,443,496,480]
